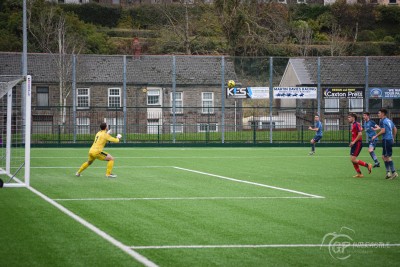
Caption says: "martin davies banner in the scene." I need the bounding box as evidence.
[369,88,400,99]
[273,87,317,99]
[323,88,364,99]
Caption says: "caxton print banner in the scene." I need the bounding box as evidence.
[323,88,364,99]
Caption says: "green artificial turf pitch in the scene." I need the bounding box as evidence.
[0,147,399,266]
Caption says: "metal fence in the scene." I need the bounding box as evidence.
[30,106,399,145]
[2,54,400,145]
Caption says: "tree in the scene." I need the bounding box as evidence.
[27,0,112,127]
[28,0,83,128]
[0,0,23,51]
[154,1,200,55]
[214,0,290,56]
[328,23,349,56]
[291,20,313,56]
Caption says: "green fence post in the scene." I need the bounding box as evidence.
[58,125,61,145]
[253,122,256,145]
[301,125,304,144]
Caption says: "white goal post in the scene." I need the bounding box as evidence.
[0,75,31,188]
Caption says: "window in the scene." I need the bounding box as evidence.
[147,89,161,105]
[202,92,214,113]
[32,115,53,122]
[105,117,123,134]
[147,119,160,134]
[260,121,275,129]
[297,0,306,3]
[77,118,90,134]
[77,88,90,109]
[108,88,121,108]
[324,99,339,112]
[198,123,218,132]
[250,121,275,130]
[12,88,17,107]
[324,119,339,131]
[394,99,400,108]
[37,87,49,107]
[389,0,396,4]
[171,92,183,113]
[32,115,52,134]
[170,124,184,133]
[349,99,363,112]
[369,99,382,110]
[277,0,287,3]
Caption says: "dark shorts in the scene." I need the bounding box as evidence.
[382,139,393,157]
[350,141,363,157]
[368,138,378,149]
[312,135,322,142]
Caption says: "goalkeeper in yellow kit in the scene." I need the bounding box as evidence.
[76,122,122,178]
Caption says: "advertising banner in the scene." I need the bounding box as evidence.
[323,88,364,99]
[247,87,269,99]
[226,87,248,98]
[369,88,400,99]
[227,87,317,99]
[273,87,317,99]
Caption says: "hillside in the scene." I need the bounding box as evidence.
[0,0,400,56]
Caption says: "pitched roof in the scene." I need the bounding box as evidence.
[0,52,237,86]
[288,57,400,86]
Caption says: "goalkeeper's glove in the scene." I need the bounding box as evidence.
[107,129,112,134]
[117,134,122,139]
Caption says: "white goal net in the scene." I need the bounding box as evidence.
[0,75,31,188]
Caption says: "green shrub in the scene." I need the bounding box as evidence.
[383,36,395,42]
[357,30,377,42]
[351,42,381,56]
[61,3,122,28]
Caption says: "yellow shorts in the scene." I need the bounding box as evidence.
[88,151,108,162]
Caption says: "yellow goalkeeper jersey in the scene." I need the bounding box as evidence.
[89,130,120,154]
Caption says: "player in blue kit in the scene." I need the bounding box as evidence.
[372,109,398,180]
[308,115,323,155]
[362,112,380,168]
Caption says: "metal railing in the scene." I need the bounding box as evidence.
[29,106,399,145]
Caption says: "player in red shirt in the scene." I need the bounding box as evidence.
[348,113,372,178]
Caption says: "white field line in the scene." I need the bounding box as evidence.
[25,185,159,267]
[31,166,172,169]
[31,155,400,159]
[174,167,325,199]
[130,243,400,250]
[53,196,315,201]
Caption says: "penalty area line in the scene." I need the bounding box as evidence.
[173,167,324,199]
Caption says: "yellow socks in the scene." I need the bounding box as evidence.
[106,160,114,176]
[77,161,90,174]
